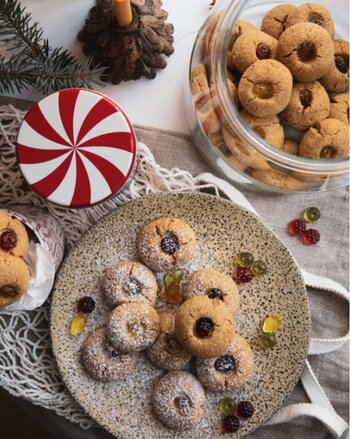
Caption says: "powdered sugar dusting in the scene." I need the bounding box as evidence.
[81,327,138,382]
[107,302,159,352]
[152,371,206,429]
[102,261,157,307]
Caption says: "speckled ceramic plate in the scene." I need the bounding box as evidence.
[50,192,311,438]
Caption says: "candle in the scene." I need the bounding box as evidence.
[113,0,133,26]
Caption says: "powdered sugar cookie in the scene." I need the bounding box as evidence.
[152,371,206,430]
[137,217,196,272]
[196,333,255,392]
[81,327,138,382]
[107,302,160,352]
[146,313,192,371]
[101,260,157,307]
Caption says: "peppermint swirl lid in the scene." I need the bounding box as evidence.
[16,89,136,208]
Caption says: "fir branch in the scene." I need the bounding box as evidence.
[0,0,44,58]
[0,55,32,93]
[0,55,106,94]
[0,0,106,93]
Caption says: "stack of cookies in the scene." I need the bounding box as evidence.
[81,217,255,430]
[192,2,349,189]
[0,211,30,308]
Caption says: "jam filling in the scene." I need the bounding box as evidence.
[165,336,182,355]
[256,43,271,60]
[0,284,18,297]
[300,89,313,108]
[207,287,223,300]
[195,317,214,338]
[308,13,323,27]
[214,354,236,373]
[320,146,337,159]
[0,229,17,251]
[335,55,349,74]
[253,126,266,139]
[253,83,274,99]
[124,278,141,296]
[174,394,192,415]
[297,42,317,62]
[160,233,179,255]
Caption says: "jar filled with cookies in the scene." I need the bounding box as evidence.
[188,0,349,192]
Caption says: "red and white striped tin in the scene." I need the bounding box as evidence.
[16,89,137,208]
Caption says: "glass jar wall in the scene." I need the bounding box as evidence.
[188,0,349,192]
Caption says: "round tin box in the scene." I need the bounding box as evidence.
[16,88,137,208]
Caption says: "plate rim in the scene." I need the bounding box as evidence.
[50,191,312,437]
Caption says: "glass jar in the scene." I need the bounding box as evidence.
[188,0,349,192]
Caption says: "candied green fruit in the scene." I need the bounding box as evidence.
[237,252,254,267]
[165,269,185,286]
[259,332,277,349]
[252,260,267,277]
[253,82,274,99]
[303,207,321,223]
[219,397,237,416]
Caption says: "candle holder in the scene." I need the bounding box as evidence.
[78,0,174,84]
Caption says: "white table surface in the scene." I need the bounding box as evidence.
[5,0,349,134]
[6,0,210,134]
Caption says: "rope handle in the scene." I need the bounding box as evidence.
[196,172,349,438]
[301,269,349,355]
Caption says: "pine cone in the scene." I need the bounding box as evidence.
[78,0,174,84]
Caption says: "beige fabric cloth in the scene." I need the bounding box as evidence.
[0,97,348,439]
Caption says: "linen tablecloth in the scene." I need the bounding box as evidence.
[0,97,348,439]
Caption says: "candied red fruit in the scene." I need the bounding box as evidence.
[237,401,255,419]
[0,229,17,251]
[222,415,240,433]
[302,229,320,245]
[77,296,96,314]
[234,266,254,283]
[288,219,306,236]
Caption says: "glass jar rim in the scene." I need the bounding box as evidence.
[211,0,349,175]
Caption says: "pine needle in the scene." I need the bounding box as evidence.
[0,0,106,93]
